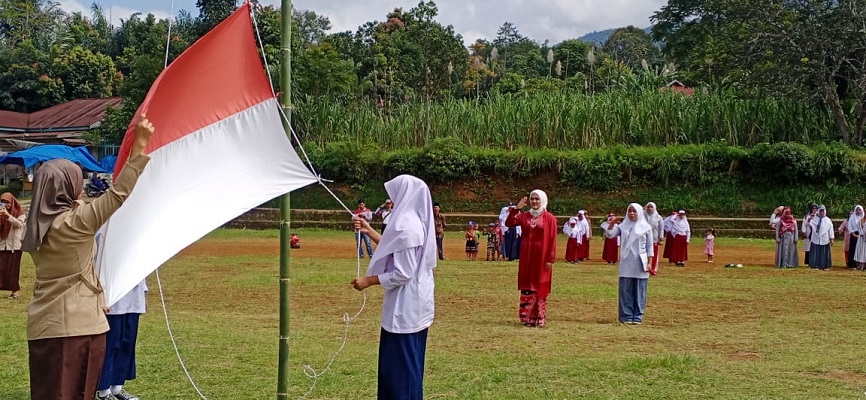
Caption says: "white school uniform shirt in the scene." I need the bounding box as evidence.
[601,221,621,246]
[376,247,435,333]
[579,217,591,239]
[769,213,780,229]
[802,214,815,251]
[563,221,582,243]
[108,280,147,315]
[499,206,510,234]
[808,216,835,246]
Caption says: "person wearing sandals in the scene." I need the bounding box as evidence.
[351,175,437,400]
[22,115,153,400]
[605,203,654,325]
[0,192,26,299]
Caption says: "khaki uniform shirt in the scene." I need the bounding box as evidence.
[27,155,149,341]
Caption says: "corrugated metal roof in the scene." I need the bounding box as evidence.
[0,110,29,129]
[0,98,122,132]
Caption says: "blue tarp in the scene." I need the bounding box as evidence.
[0,145,107,172]
[99,154,117,173]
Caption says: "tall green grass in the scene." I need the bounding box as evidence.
[294,91,838,150]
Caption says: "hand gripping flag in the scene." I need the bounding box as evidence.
[99,3,317,306]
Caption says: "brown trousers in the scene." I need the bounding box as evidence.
[29,333,107,399]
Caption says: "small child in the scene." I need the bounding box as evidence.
[290,233,301,249]
[704,228,715,263]
[485,222,501,261]
[465,221,479,261]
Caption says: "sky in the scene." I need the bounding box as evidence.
[56,0,667,45]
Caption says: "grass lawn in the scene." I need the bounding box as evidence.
[2,229,865,399]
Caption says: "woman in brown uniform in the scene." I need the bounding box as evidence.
[22,115,153,400]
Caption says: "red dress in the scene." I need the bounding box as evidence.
[506,208,557,327]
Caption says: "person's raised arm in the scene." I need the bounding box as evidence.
[504,197,527,228]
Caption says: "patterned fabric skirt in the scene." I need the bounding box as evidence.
[465,240,478,253]
[519,290,547,327]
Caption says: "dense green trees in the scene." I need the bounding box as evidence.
[1,0,864,148]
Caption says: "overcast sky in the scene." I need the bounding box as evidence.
[57,0,667,45]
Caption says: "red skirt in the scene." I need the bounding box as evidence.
[602,237,619,263]
[650,242,660,275]
[662,232,673,260]
[578,235,590,259]
[670,234,689,263]
[565,238,579,262]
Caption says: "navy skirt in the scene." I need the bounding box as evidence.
[378,328,428,400]
[98,314,141,390]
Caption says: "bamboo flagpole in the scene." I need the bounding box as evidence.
[277,0,293,398]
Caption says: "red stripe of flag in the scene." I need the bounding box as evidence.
[114,2,274,175]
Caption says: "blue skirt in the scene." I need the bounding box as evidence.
[810,243,832,269]
[378,328,428,400]
[98,314,140,390]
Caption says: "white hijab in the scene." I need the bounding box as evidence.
[528,189,548,218]
[848,205,864,232]
[619,203,652,257]
[672,211,690,235]
[366,175,437,276]
[644,202,662,226]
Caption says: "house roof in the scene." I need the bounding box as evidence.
[0,98,122,132]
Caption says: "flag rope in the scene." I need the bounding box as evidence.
[149,4,369,399]
[153,1,212,399]
[250,5,370,398]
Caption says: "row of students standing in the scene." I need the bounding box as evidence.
[561,206,693,269]
[771,204,835,269]
[562,211,591,264]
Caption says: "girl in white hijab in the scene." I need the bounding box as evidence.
[644,202,664,275]
[846,205,863,268]
[670,210,691,267]
[352,175,436,399]
[606,203,654,324]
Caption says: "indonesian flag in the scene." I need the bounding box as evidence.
[98,3,317,306]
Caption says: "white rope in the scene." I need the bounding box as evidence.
[251,5,369,399]
[156,268,209,399]
[156,1,209,399]
[163,0,174,69]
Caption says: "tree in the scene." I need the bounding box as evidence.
[294,9,331,47]
[195,0,238,37]
[552,39,591,78]
[602,26,660,71]
[51,45,117,98]
[653,0,866,144]
[0,41,64,112]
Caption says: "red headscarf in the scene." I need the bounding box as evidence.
[779,207,797,234]
[0,192,24,240]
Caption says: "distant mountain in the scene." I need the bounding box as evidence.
[578,26,653,45]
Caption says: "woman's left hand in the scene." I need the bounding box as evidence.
[545,262,553,269]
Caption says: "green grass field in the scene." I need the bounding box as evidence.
[1,229,865,399]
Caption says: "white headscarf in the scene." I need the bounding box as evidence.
[528,189,548,218]
[644,202,662,226]
[672,211,690,235]
[848,205,864,232]
[619,202,652,257]
[366,175,437,276]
